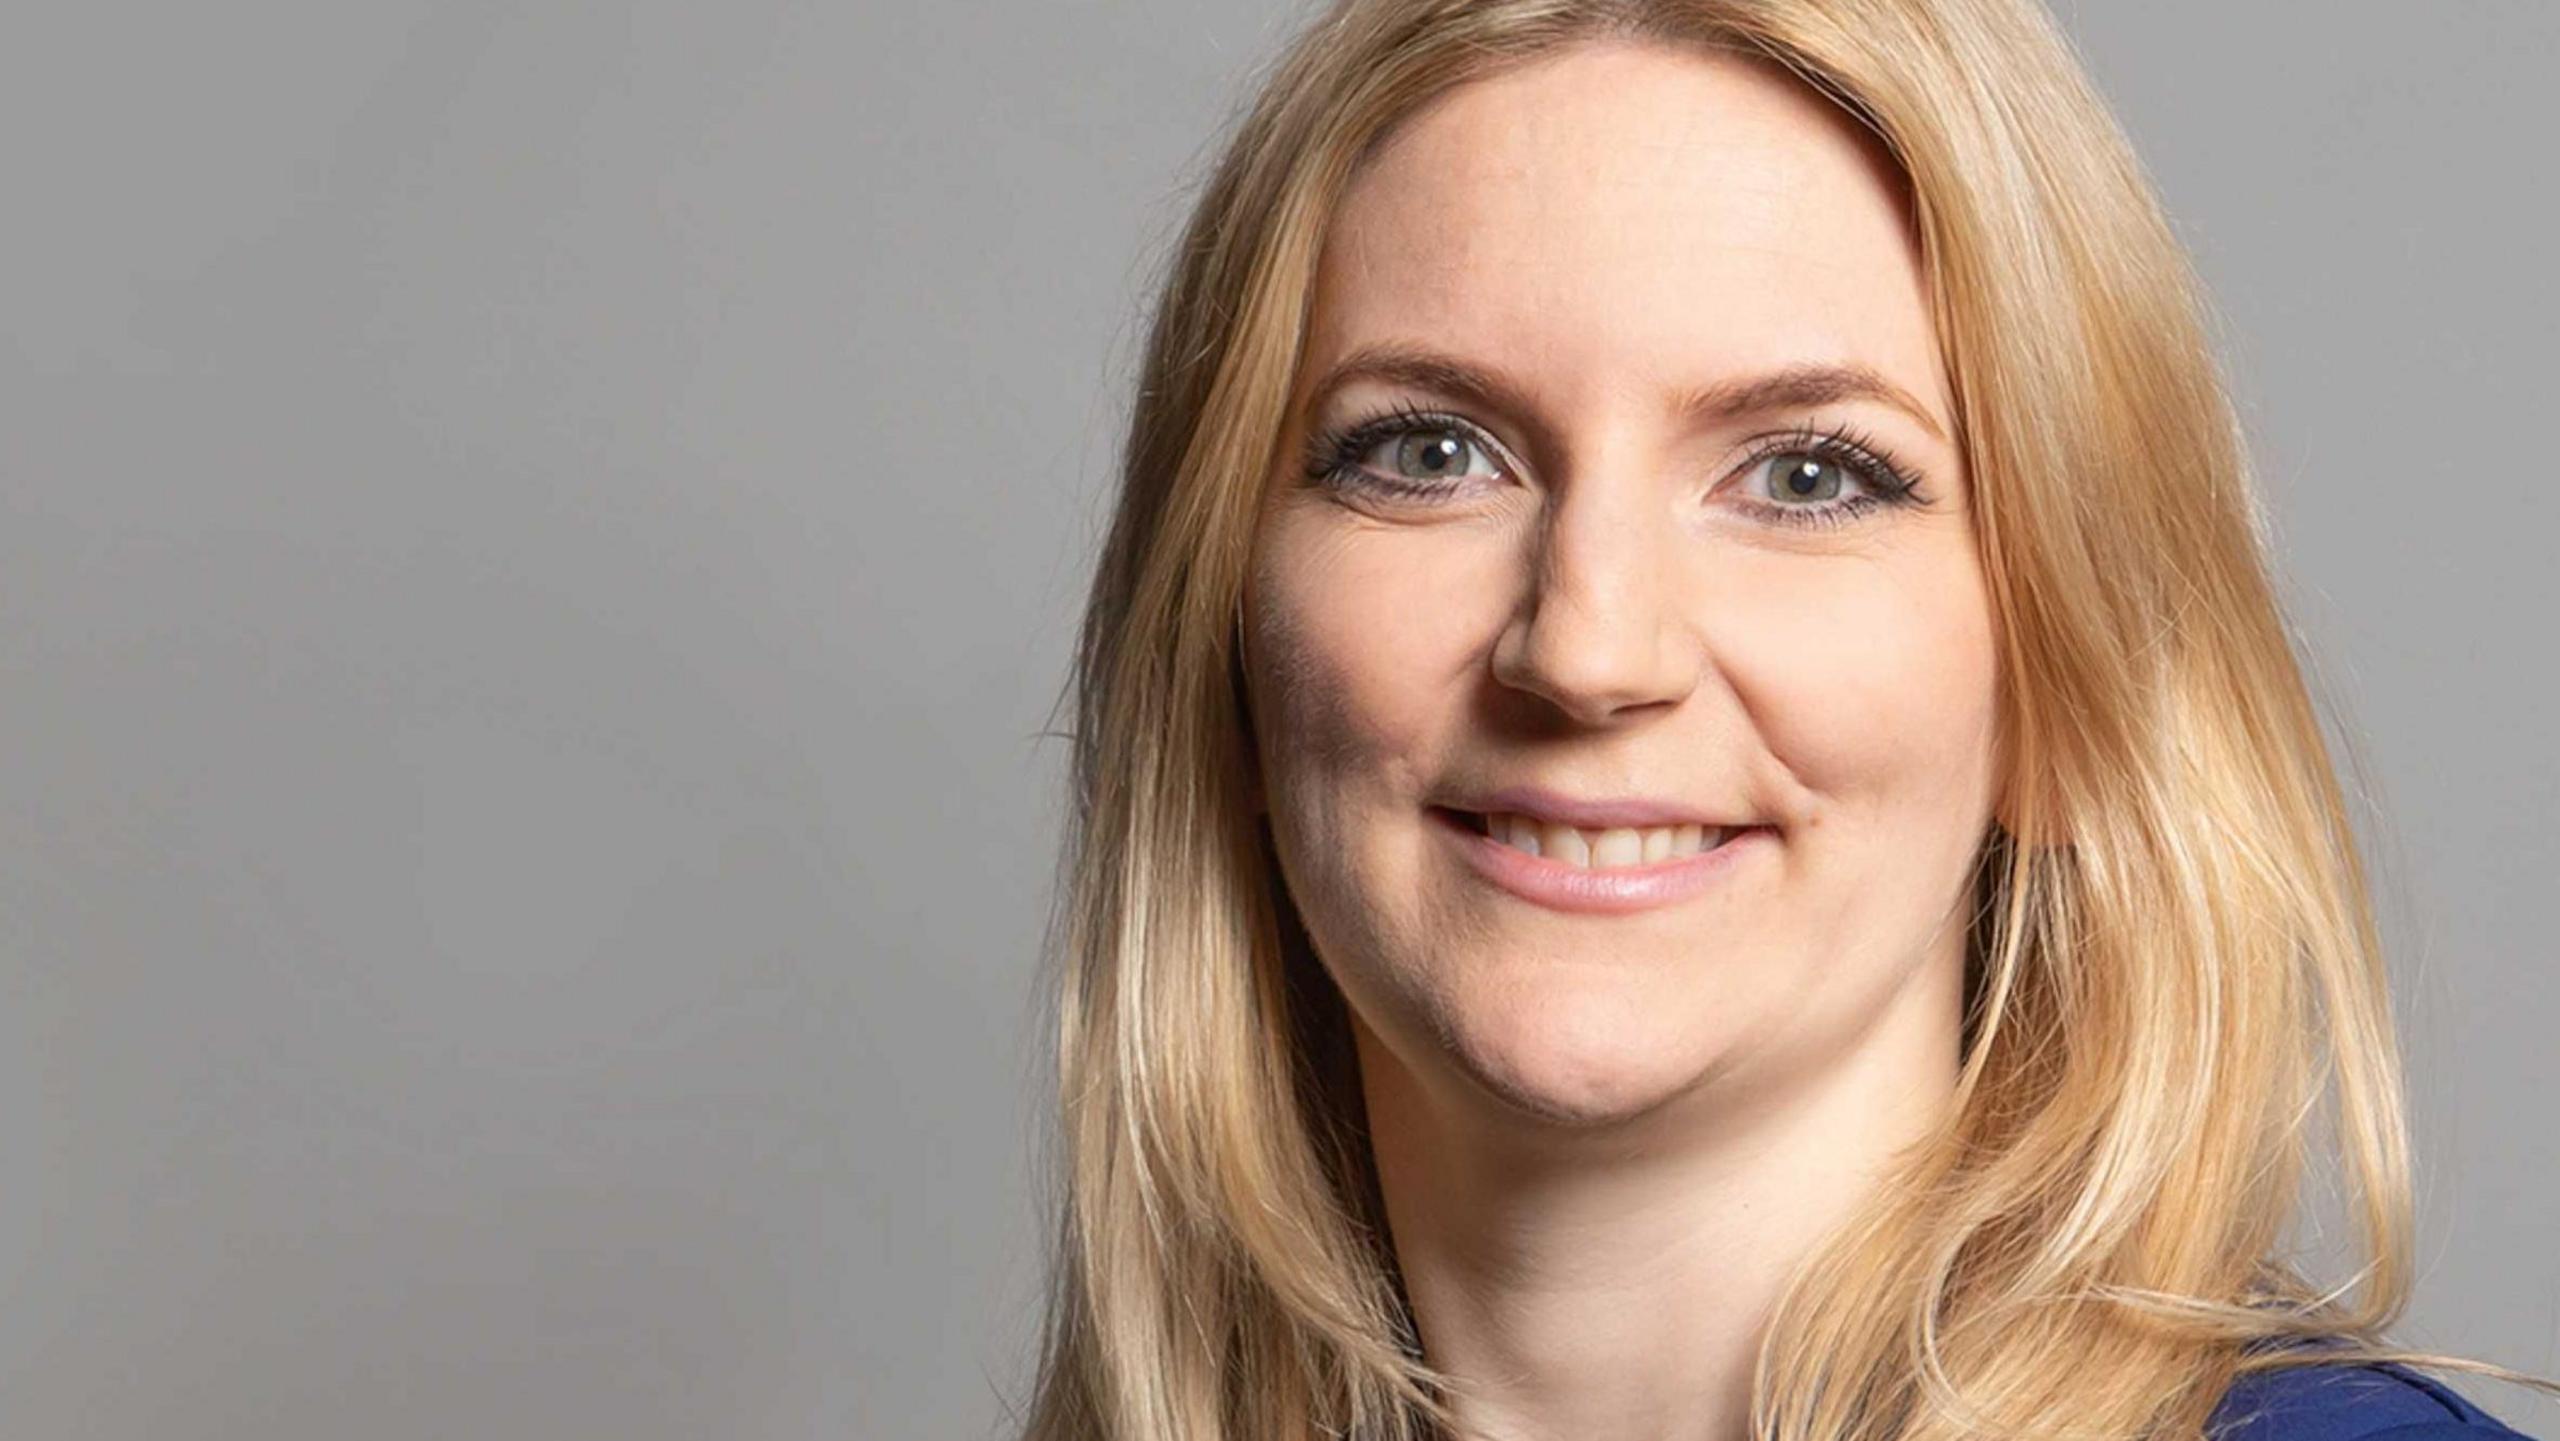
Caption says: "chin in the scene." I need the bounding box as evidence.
[1433,979,1727,1129]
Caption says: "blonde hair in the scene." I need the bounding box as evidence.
[1021,1,2559,1437]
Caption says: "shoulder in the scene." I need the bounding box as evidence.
[2207,1355,2541,1441]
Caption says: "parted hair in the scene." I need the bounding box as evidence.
[1021,1,2558,1436]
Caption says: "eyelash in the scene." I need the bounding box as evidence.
[1300,399,1931,530]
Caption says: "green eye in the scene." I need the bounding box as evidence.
[1305,408,1930,531]
[1389,427,1488,483]
[1732,426,1928,532]
[1768,455,1849,503]
[1306,403,1506,501]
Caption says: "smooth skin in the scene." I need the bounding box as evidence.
[1240,41,2005,1441]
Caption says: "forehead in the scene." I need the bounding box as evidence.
[1306,42,1943,414]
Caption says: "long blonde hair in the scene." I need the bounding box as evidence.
[1021,1,2558,1436]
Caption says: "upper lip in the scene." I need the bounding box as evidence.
[1436,785,1749,831]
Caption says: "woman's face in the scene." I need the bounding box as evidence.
[1241,42,2002,1127]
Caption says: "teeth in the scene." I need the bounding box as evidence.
[1590,828,1641,867]
[1482,813,1726,869]
[1547,824,1590,867]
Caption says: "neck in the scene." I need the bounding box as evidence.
[1358,965,1961,1441]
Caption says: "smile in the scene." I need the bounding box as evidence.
[1429,806,1766,915]
[1454,810,1732,869]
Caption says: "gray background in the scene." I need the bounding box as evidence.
[3,1,2551,1437]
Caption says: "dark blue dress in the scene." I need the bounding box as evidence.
[2206,1354,2542,1440]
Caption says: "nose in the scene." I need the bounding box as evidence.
[1488,477,1701,726]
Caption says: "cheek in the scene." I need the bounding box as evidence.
[1244,521,1503,815]
[1244,524,1468,1037]
[1716,548,1999,818]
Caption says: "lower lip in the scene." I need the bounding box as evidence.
[1427,807,1770,915]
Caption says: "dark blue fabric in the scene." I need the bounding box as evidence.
[2205,1352,2541,1440]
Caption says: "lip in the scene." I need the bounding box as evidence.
[1427,805,1769,915]
[1437,784,1737,830]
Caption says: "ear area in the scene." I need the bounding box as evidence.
[1242,742,1268,818]
[1228,628,1269,819]
[1992,764,2069,851]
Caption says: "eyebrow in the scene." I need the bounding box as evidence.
[1305,342,1950,444]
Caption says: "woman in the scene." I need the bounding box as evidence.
[1023,1,2556,1438]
